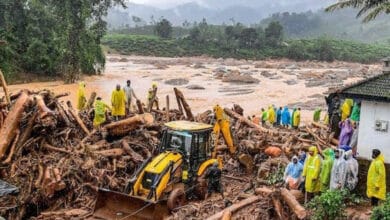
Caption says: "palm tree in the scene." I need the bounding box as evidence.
[326,0,390,22]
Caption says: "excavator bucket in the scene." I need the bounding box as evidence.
[90,188,169,220]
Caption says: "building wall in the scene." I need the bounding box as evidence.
[358,100,390,161]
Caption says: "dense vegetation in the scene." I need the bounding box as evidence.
[0,0,125,82]
[103,19,390,63]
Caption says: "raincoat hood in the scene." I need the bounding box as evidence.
[344,150,353,160]
[377,154,385,163]
[309,146,318,156]
[323,148,334,160]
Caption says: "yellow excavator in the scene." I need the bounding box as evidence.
[91,105,237,220]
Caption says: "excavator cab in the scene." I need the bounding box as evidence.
[91,121,221,220]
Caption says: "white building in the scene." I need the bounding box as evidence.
[340,63,390,162]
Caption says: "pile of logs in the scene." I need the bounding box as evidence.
[0,85,333,219]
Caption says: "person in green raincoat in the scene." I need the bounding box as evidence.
[350,102,361,122]
[93,97,111,127]
[367,149,386,206]
[320,148,334,192]
[313,108,321,122]
[77,82,87,110]
[261,108,268,126]
[302,146,322,194]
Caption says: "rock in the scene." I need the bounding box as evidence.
[261,71,277,78]
[193,63,206,69]
[286,64,299,69]
[164,78,189,86]
[186,85,205,90]
[222,70,260,84]
[118,57,128,62]
[284,79,298,85]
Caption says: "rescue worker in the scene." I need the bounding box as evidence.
[205,161,224,199]
[77,82,87,110]
[93,97,111,127]
[319,148,334,192]
[261,108,267,126]
[339,119,353,147]
[344,150,359,191]
[302,146,322,199]
[268,105,276,126]
[276,107,282,126]
[313,108,321,122]
[367,149,386,206]
[292,108,301,129]
[281,106,290,128]
[123,80,138,113]
[147,82,159,110]
[341,98,354,121]
[284,156,303,190]
[111,84,126,120]
[330,149,346,190]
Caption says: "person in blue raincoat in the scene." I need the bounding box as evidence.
[276,107,282,126]
[284,156,304,190]
[281,106,291,128]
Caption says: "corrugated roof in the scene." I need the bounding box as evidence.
[340,72,390,102]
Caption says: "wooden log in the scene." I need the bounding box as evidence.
[35,163,44,188]
[224,108,269,133]
[17,112,37,150]
[0,70,10,105]
[2,130,19,164]
[43,143,71,154]
[165,95,170,121]
[272,195,285,220]
[255,187,274,196]
[0,92,30,158]
[121,141,144,163]
[206,195,262,220]
[136,99,144,114]
[221,210,232,220]
[86,92,97,109]
[174,89,183,115]
[66,101,90,135]
[311,121,328,130]
[93,148,124,157]
[222,174,249,182]
[331,138,339,146]
[35,95,57,127]
[280,188,306,219]
[174,88,194,121]
[55,101,71,127]
[104,113,154,134]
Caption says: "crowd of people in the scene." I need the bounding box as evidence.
[283,94,386,206]
[252,106,301,128]
[76,80,159,127]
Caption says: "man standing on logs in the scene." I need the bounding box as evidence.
[205,162,224,199]
[111,84,126,121]
[147,82,159,110]
[302,146,322,201]
[123,80,138,114]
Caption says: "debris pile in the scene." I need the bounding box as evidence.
[0,87,335,219]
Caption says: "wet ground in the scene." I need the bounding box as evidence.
[6,55,381,124]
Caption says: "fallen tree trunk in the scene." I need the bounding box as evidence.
[174,88,194,121]
[0,92,30,158]
[224,108,269,133]
[43,143,71,154]
[122,141,144,163]
[66,101,90,136]
[86,92,97,110]
[206,195,262,220]
[311,121,328,130]
[136,99,144,114]
[93,148,124,157]
[272,195,285,220]
[103,113,154,136]
[280,188,306,219]
[0,70,10,105]
[2,130,19,164]
[35,95,57,127]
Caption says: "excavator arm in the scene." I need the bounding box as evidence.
[212,105,236,157]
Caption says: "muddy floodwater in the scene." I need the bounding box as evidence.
[7,55,381,124]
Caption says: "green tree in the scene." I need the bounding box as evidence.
[154,18,173,39]
[265,21,283,47]
[316,37,335,62]
[326,0,390,22]
[239,28,258,48]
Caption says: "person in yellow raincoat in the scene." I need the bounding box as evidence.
[77,82,87,110]
[268,105,276,125]
[93,97,111,127]
[292,108,301,129]
[147,82,159,110]
[367,149,386,206]
[341,99,354,121]
[302,146,322,196]
[111,84,126,120]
